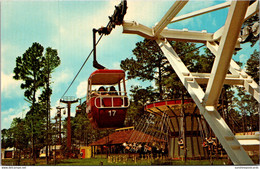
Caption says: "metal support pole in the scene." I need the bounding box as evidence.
[60,97,78,155]
[93,29,105,69]
[67,103,71,149]
[56,106,64,145]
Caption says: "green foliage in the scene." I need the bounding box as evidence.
[13,42,45,101]
[242,14,259,47]
[232,49,259,132]
[196,48,215,73]
[61,102,111,147]
[130,86,156,106]
[121,39,163,81]
[11,42,61,161]
[38,47,61,115]
[43,47,61,75]
[121,39,204,100]
[10,118,30,150]
[123,86,155,126]
[1,128,14,149]
[232,87,259,132]
[121,39,166,99]
[121,40,215,126]
[246,49,259,82]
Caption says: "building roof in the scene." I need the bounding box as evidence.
[89,129,166,146]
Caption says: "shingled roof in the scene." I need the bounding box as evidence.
[89,129,165,146]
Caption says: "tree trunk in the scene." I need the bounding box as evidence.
[46,96,49,164]
[32,88,36,164]
[46,70,50,164]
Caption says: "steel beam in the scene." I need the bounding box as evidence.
[123,21,213,42]
[207,42,260,102]
[204,1,249,107]
[170,1,231,23]
[123,0,258,42]
[122,0,256,164]
[161,29,213,43]
[244,0,259,21]
[191,73,246,85]
[153,0,188,37]
[122,21,154,39]
[156,39,253,164]
[229,59,260,102]
[213,0,259,41]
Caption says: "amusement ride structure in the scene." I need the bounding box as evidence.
[60,0,259,165]
[120,0,259,164]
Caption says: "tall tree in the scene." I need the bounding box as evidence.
[245,49,259,82]
[125,86,156,125]
[1,128,13,149]
[232,49,259,133]
[245,49,259,132]
[121,39,166,99]
[121,39,201,100]
[13,42,45,163]
[10,118,30,160]
[40,47,60,164]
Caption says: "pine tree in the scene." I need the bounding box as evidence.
[13,42,45,163]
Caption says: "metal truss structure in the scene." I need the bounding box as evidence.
[122,0,259,165]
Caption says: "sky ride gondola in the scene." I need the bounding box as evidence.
[84,0,128,129]
[86,69,129,129]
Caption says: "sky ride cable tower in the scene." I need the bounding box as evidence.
[60,96,78,150]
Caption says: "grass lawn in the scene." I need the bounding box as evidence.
[56,156,151,166]
[4,154,259,166]
[54,155,230,166]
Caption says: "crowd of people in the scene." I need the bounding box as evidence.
[122,141,168,159]
[178,136,217,151]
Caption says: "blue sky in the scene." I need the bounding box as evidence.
[1,0,258,130]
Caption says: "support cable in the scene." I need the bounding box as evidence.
[60,33,105,99]
[60,0,127,99]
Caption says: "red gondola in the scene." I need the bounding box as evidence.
[86,69,129,129]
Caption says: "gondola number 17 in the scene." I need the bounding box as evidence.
[108,110,116,116]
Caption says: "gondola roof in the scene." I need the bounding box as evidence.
[88,69,125,85]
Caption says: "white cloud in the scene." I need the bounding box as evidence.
[1,103,29,129]
[52,68,73,91]
[124,0,169,26]
[1,72,23,98]
[50,1,118,53]
[112,62,121,69]
[76,80,88,98]
[239,54,249,69]
[50,0,176,54]
[1,43,25,74]
[49,99,68,121]
[50,105,58,121]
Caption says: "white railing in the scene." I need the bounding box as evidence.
[94,95,130,109]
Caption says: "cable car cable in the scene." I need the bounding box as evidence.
[60,33,105,100]
[60,30,204,101]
